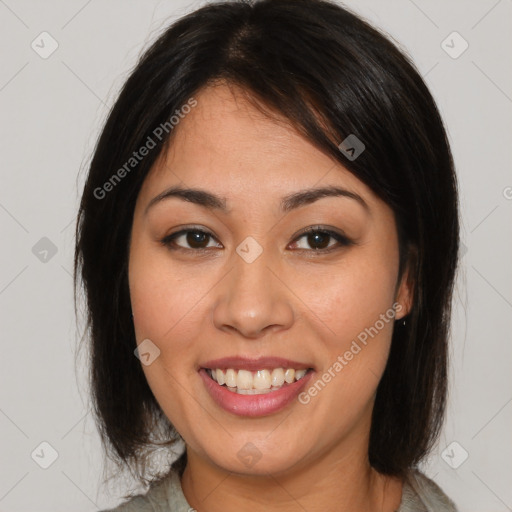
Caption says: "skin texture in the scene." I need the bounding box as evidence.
[128,83,413,511]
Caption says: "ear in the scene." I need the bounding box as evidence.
[394,245,416,320]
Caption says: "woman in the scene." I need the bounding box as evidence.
[75,0,460,510]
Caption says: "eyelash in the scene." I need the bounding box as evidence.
[159,225,354,255]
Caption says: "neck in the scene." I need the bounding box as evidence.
[180,434,403,511]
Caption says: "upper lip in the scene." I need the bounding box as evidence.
[200,356,314,372]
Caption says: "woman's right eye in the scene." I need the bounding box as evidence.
[160,229,222,251]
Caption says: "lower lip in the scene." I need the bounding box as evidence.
[199,368,314,417]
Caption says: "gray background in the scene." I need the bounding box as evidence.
[1,0,511,510]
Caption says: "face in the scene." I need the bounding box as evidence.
[128,83,412,476]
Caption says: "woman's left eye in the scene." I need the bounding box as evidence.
[289,227,353,252]
[160,226,353,253]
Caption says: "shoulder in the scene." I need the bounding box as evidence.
[398,469,458,512]
[98,472,178,512]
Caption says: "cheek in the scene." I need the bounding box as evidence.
[129,244,213,343]
[297,253,398,341]
[128,245,211,433]
[292,244,399,408]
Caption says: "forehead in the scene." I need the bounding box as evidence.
[140,83,376,208]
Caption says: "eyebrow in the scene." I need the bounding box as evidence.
[144,184,369,215]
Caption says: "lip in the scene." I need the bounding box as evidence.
[199,367,314,417]
[199,356,314,372]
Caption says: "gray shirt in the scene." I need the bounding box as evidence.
[102,468,458,511]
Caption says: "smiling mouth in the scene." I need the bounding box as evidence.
[204,367,313,395]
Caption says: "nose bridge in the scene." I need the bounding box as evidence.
[234,240,274,300]
[212,237,294,337]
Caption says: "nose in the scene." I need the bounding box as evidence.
[212,244,295,339]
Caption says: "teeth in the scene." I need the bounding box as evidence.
[284,369,295,383]
[295,369,307,380]
[207,367,310,394]
[216,369,225,386]
[225,368,237,387]
[271,368,285,387]
[237,369,253,390]
[253,370,271,390]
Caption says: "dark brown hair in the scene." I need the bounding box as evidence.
[74,0,460,493]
